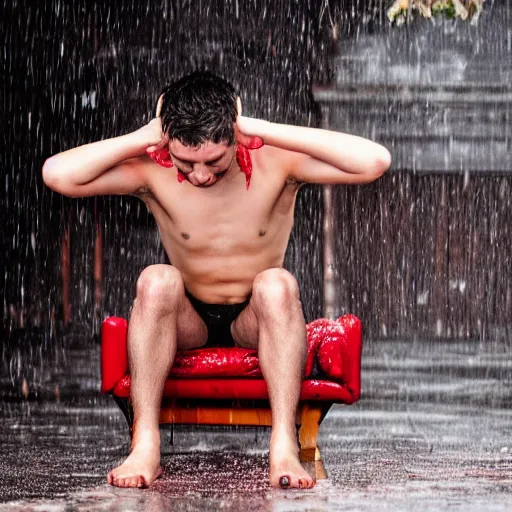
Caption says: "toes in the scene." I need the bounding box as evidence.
[303,477,315,489]
[110,473,150,488]
[279,475,290,488]
[119,476,134,488]
[276,473,315,489]
[298,478,313,489]
[108,465,158,488]
[128,476,140,488]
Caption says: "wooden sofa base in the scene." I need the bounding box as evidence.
[113,396,330,480]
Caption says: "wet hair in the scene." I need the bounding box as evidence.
[159,71,237,147]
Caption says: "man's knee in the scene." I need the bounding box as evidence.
[135,265,184,308]
[252,268,300,312]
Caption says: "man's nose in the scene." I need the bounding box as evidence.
[194,165,211,183]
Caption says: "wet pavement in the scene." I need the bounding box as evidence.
[1,338,512,511]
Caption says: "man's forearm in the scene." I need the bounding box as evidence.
[238,116,391,175]
[42,131,147,187]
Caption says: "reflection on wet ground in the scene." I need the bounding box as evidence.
[1,339,511,511]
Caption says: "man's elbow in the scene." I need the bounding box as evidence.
[42,157,76,197]
[367,147,392,181]
[42,156,59,188]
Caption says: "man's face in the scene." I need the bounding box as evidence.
[168,139,236,187]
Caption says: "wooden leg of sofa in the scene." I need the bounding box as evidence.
[113,396,134,436]
[298,404,327,480]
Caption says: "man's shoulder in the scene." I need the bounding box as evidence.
[252,144,291,170]
[253,145,303,187]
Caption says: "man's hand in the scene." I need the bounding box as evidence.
[235,97,264,149]
[141,117,169,154]
[139,93,169,154]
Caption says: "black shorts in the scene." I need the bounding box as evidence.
[185,290,250,347]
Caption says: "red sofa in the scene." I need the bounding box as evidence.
[101,314,362,479]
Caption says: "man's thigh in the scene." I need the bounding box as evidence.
[176,294,209,350]
[230,298,260,349]
[148,264,208,350]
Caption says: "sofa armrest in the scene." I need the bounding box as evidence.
[101,317,128,393]
[315,314,362,402]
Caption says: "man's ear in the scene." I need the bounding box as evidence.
[155,93,164,117]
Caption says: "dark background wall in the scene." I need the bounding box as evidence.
[2,0,352,345]
[316,0,511,341]
[2,0,510,371]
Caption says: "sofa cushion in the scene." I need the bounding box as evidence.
[170,331,321,378]
[171,348,261,378]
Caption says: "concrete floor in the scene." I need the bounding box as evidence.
[1,338,511,511]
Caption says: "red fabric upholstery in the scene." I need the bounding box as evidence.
[171,347,262,377]
[101,314,362,404]
[101,317,128,393]
[113,376,357,404]
[316,315,362,382]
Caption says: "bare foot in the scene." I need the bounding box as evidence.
[108,430,162,488]
[269,429,315,489]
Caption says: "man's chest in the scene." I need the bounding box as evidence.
[145,172,298,255]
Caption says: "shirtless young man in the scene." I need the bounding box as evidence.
[42,71,391,490]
